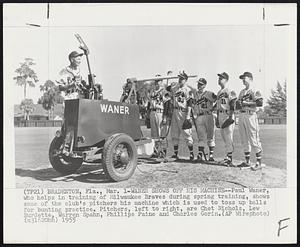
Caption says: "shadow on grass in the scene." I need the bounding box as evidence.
[15,163,112,184]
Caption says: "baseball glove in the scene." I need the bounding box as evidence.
[182,119,192,130]
[221,117,235,129]
[235,99,243,110]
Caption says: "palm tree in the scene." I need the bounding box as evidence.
[20,98,35,120]
[39,80,63,120]
[14,58,39,99]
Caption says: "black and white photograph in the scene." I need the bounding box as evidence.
[4,3,297,244]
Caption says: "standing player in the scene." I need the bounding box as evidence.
[148,75,165,158]
[192,78,217,162]
[236,72,263,171]
[58,51,85,101]
[216,72,237,166]
[170,71,194,160]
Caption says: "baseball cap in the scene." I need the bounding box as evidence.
[69,51,83,60]
[217,72,229,80]
[197,78,207,85]
[155,74,162,82]
[178,71,188,80]
[239,72,253,79]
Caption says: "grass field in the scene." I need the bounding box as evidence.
[15,125,286,170]
[14,125,287,188]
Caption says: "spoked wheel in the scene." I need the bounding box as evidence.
[102,133,137,181]
[49,136,83,175]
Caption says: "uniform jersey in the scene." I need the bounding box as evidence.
[172,85,192,109]
[216,87,237,111]
[193,90,217,115]
[149,88,164,110]
[57,66,82,100]
[238,88,263,112]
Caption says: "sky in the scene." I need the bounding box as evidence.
[3,3,296,104]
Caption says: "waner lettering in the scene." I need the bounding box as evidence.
[100,104,129,115]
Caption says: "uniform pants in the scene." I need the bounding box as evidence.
[218,113,235,153]
[195,114,215,147]
[150,111,163,139]
[238,112,262,153]
[171,109,193,146]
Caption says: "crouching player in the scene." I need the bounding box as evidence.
[236,72,263,171]
[191,78,217,162]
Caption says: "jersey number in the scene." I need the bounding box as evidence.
[221,98,226,104]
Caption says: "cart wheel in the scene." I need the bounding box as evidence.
[49,136,83,175]
[102,133,137,182]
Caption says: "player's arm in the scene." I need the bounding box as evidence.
[186,91,194,120]
[254,91,263,107]
[228,91,237,119]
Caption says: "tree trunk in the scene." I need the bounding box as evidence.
[24,83,27,99]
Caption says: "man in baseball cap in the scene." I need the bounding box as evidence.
[178,71,189,81]
[68,51,83,61]
[217,72,229,81]
[57,51,85,101]
[216,72,237,166]
[237,71,263,171]
[192,77,217,162]
[239,71,253,80]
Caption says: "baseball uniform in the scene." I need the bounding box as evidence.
[237,87,263,166]
[149,87,165,139]
[216,87,237,163]
[170,83,194,158]
[193,90,217,160]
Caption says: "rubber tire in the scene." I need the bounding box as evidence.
[49,136,83,175]
[102,133,137,182]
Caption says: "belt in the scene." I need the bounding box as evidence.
[151,108,164,113]
[197,111,212,116]
[240,110,255,114]
[174,107,187,112]
[219,110,229,114]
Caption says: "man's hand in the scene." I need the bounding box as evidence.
[182,118,192,130]
[215,118,220,128]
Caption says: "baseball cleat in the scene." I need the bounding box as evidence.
[208,157,215,162]
[150,153,158,159]
[237,162,251,169]
[219,158,233,167]
[190,153,194,161]
[197,153,203,161]
[171,154,179,160]
[251,164,263,171]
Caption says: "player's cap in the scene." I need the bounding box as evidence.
[178,71,188,80]
[69,51,83,60]
[155,74,162,82]
[167,70,173,75]
[197,78,207,85]
[239,72,253,79]
[217,72,229,80]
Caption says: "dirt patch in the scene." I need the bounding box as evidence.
[16,159,286,188]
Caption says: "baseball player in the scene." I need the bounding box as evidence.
[216,72,237,166]
[236,72,263,171]
[120,79,139,104]
[148,76,165,158]
[170,71,194,160]
[191,78,217,161]
[57,51,86,101]
[57,51,86,153]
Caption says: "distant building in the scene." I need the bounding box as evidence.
[14,104,64,121]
